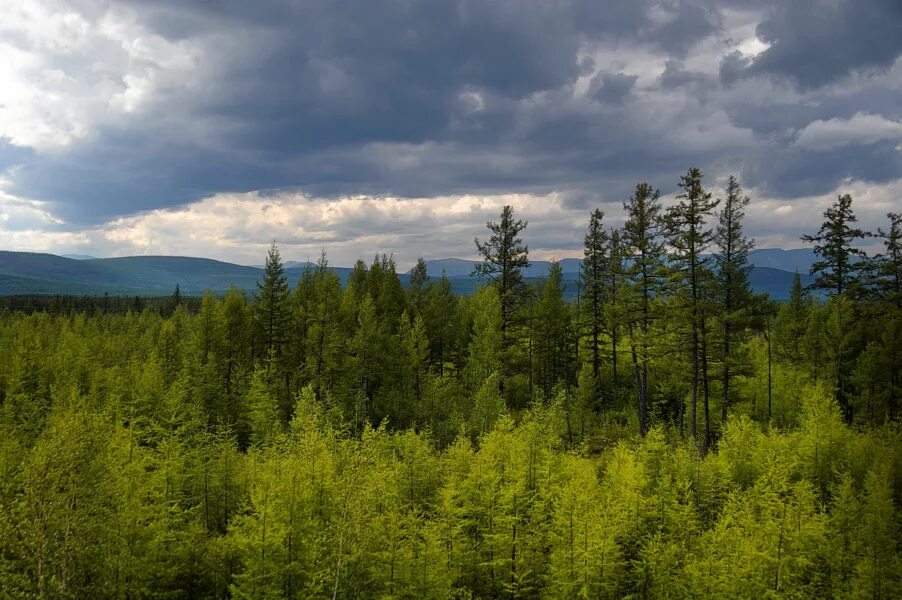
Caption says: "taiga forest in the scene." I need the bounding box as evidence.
[0,171,899,598]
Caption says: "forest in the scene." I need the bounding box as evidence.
[0,169,899,598]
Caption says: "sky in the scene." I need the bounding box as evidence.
[0,0,900,268]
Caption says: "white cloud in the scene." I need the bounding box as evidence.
[95,191,590,267]
[0,191,63,230]
[0,0,201,150]
[3,177,899,268]
[795,112,902,151]
[744,177,901,252]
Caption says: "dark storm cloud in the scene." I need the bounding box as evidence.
[742,140,902,199]
[738,0,902,89]
[1,0,901,231]
[718,51,750,86]
[658,60,710,89]
[644,1,718,57]
[590,72,639,104]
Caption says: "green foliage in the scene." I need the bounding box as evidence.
[0,182,900,597]
[802,193,868,296]
[533,261,576,402]
[582,208,610,385]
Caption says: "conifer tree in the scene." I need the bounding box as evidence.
[158,319,181,385]
[370,253,408,329]
[399,311,429,425]
[255,242,290,358]
[607,228,626,392]
[802,194,868,421]
[408,257,429,313]
[713,175,754,425]
[774,272,810,367]
[874,212,901,307]
[473,205,529,397]
[246,361,283,446]
[347,259,369,301]
[534,261,575,401]
[854,462,900,597]
[422,272,458,377]
[464,286,503,387]
[871,213,902,418]
[305,253,344,401]
[802,194,868,297]
[622,182,667,436]
[349,294,377,421]
[169,283,182,316]
[582,209,609,391]
[667,167,719,449]
[289,261,315,384]
[218,289,252,436]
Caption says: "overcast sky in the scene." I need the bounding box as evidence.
[1,0,900,268]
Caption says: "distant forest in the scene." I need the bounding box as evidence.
[0,170,899,598]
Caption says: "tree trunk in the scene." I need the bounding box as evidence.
[690,259,699,441]
[721,321,730,426]
[690,324,699,440]
[700,316,711,452]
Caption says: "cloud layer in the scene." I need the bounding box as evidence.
[0,0,900,263]
[3,180,898,268]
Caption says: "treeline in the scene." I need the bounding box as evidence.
[0,289,202,315]
[0,168,899,597]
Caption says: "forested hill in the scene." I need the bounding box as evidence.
[0,248,815,299]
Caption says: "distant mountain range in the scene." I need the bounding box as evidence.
[0,248,816,300]
[427,248,818,278]
[61,253,98,260]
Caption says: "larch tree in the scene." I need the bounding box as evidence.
[408,257,430,314]
[304,253,344,401]
[774,272,811,369]
[713,175,754,425]
[581,209,609,396]
[218,289,253,437]
[370,253,408,330]
[399,311,429,426]
[666,167,719,450]
[622,182,667,436]
[606,228,626,392]
[169,283,182,316]
[802,194,868,422]
[533,261,575,401]
[473,205,529,398]
[255,243,292,412]
[873,212,902,419]
[802,194,868,297]
[246,363,282,446]
[874,212,901,307]
[422,272,458,377]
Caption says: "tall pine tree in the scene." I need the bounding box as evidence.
[255,242,290,358]
[713,175,754,426]
[534,261,576,401]
[622,183,666,436]
[607,228,626,393]
[802,194,867,421]
[667,167,718,450]
[802,194,867,297]
[474,205,529,399]
[582,210,609,394]
[874,212,901,307]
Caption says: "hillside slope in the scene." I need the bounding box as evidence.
[1,251,814,299]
